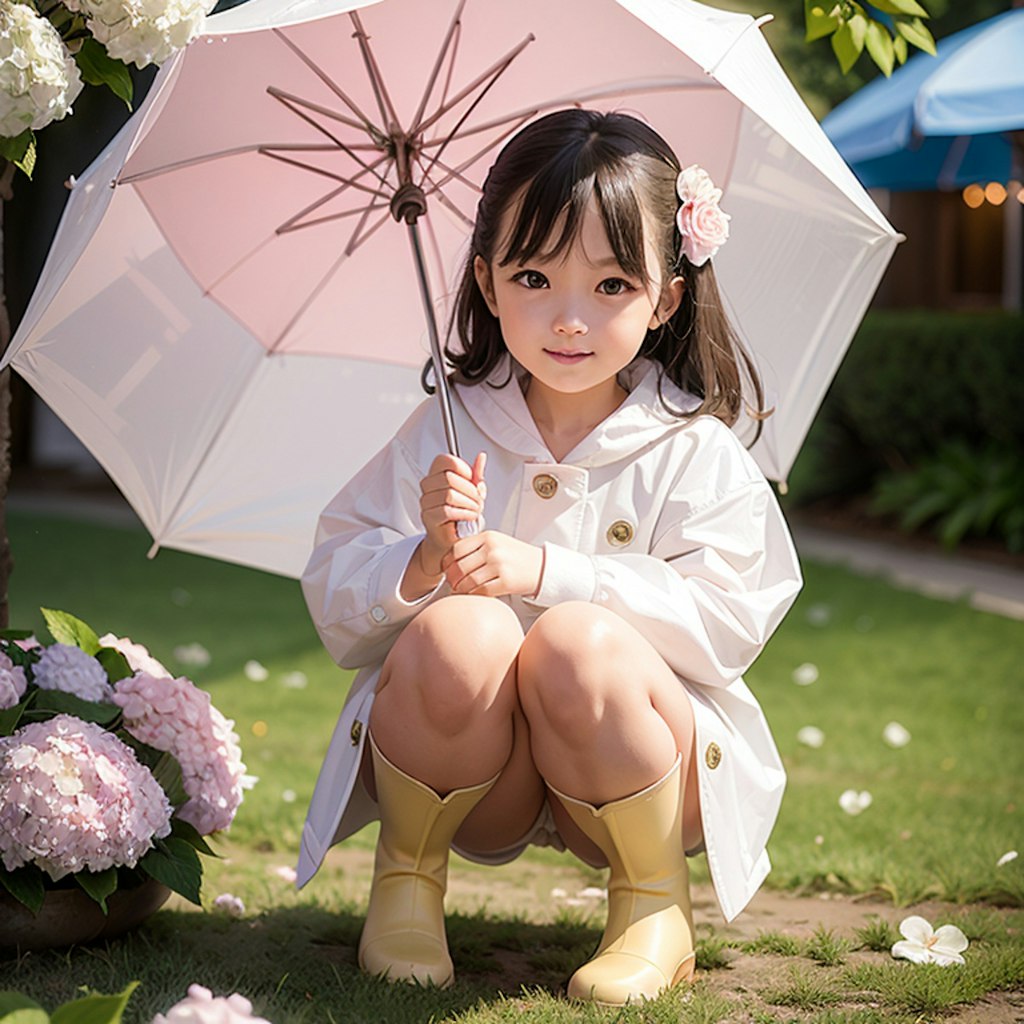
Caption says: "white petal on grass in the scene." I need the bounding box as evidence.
[997,850,1018,867]
[797,726,825,748]
[577,887,608,900]
[792,663,819,686]
[244,660,269,682]
[173,642,211,667]
[212,893,245,917]
[272,865,298,883]
[281,671,308,690]
[805,603,832,627]
[550,887,568,899]
[282,789,297,803]
[892,915,968,966]
[839,789,873,815]
[883,721,912,748]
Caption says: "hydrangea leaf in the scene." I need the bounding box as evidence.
[49,982,139,1024]
[0,1007,50,1024]
[0,991,47,1016]
[0,695,31,737]
[73,38,133,111]
[74,867,118,914]
[95,648,133,686]
[169,817,219,858]
[29,691,120,726]
[140,838,202,906]
[0,130,35,180]
[40,610,101,656]
[0,864,47,914]
[118,734,188,808]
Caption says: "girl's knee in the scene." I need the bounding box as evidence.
[382,596,523,733]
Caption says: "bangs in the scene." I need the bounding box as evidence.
[496,152,651,281]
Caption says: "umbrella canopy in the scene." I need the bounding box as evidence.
[822,9,1024,190]
[4,0,898,578]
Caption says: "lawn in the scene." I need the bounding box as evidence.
[2,507,1022,1022]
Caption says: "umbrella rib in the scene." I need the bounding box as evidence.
[116,145,279,184]
[268,89,392,190]
[349,10,401,131]
[419,116,530,193]
[421,173,475,228]
[272,27,382,139]
[422,78,720,149]
[415,34,535,137]
[277,156,395,234]
[410,0,466,134]
[416,35,534,189]
[265,85,368,135]
[420,155,480,197]
[278,200,391,235]
[438,18,461,120]
[269,207,392,353]
[261,148,390,196]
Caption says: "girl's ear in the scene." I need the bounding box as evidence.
[474,256,500,317]
[648,275,685,330]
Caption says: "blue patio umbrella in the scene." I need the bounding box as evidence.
[822,9,1024,191]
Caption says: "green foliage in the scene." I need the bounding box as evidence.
[743,929,803,956]
[75,868,119,914]
[0,984,139,1024]
[139,838,203,907]
[854,915,898,951]
[761,965,843,1008]
[871,441,1024,551]
[41,609,101,655]
[694,933,732,970]
[73,39,133,110]
[0,130,35,177]
[804,925,851,966]
[27,690,120,726]
[0,863,47,914]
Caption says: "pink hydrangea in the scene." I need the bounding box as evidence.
[99,632,172,679]
[32,643,113,702]
[0,651,27,709]
[0,715,172,880]
[152,985,273,1024]
[113,674,247,834]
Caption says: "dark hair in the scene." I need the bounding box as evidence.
[439,108,766,432]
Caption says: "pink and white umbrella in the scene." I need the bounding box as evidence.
[4,0,900,578]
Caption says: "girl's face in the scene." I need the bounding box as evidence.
[474,196,682,404]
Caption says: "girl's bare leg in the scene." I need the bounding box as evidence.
[516,601,702,863]
[369,594,546,850]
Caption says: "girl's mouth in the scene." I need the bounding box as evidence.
[544,349,592,365]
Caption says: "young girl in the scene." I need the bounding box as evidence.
[298,108,802,1006]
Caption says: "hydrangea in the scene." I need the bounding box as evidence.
[0,651,28,710]
[152,985,274,1024]
[62,0,216,69]
[0,1,83,138]
[32,643,113,702]
[113,673,248,834]
[0,715,172,880]
[99,632,172,679]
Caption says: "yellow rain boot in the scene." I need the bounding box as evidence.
[551,756,695,1005]
[358,732,499,988]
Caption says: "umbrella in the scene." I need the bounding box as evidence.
[3,0,899,579]
[822,9,1024,190]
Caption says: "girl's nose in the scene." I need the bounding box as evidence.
[552,309,588,336]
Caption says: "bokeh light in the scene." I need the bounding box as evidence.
[962,183,984,208]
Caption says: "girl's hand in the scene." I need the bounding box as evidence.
[442,530,544,598]
[417,451,486,575]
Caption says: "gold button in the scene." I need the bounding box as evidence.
[606,520,634,546]
[705,742,722,770]
[350,720,363,747]
[533,473,558,499]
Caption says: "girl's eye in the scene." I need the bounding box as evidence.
[598,278,635,296]
[512,270,549,289]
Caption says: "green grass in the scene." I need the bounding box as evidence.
[3,509,1023,1022]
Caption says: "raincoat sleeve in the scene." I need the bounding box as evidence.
[526,426,802,688]
[301,415,447,670]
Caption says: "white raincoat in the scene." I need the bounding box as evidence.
[298,356,802,922]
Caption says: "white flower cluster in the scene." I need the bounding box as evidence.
[33,642,114,702]
[63,0,215,69]
[152,985,274,1024]
[114,673,249,834]
[0,651,27,710]
[0,714,173,880]
[0,2,83,139]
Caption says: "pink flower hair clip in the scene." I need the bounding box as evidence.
[675,165,730,267]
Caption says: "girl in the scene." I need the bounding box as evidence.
[298,109,802,1006]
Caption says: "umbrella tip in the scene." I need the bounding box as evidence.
[147,541,161,560]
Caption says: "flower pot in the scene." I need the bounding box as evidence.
[0,878,171,952]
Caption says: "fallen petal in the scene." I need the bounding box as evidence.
[244,660,269,682]
[839,789,872,815]
[997,850,1018,867]
[892,939,931,963]
[577,887,607,900]
[213,893,245,917]
[797,725,825,748]
[272,865,298,883]
[932,924,969,955]
[883,721,912,748]
[898,915,934,945]
[792,663,819,686]
[930,949,966,966]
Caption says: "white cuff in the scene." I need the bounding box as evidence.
[367,534,445,626]
[524,542,598,608]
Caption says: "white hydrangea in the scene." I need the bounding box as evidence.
[63,0,216,70]
[0,2,83,139]
[33,643,113,703]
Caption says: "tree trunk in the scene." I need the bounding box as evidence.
[0,159,16,629]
